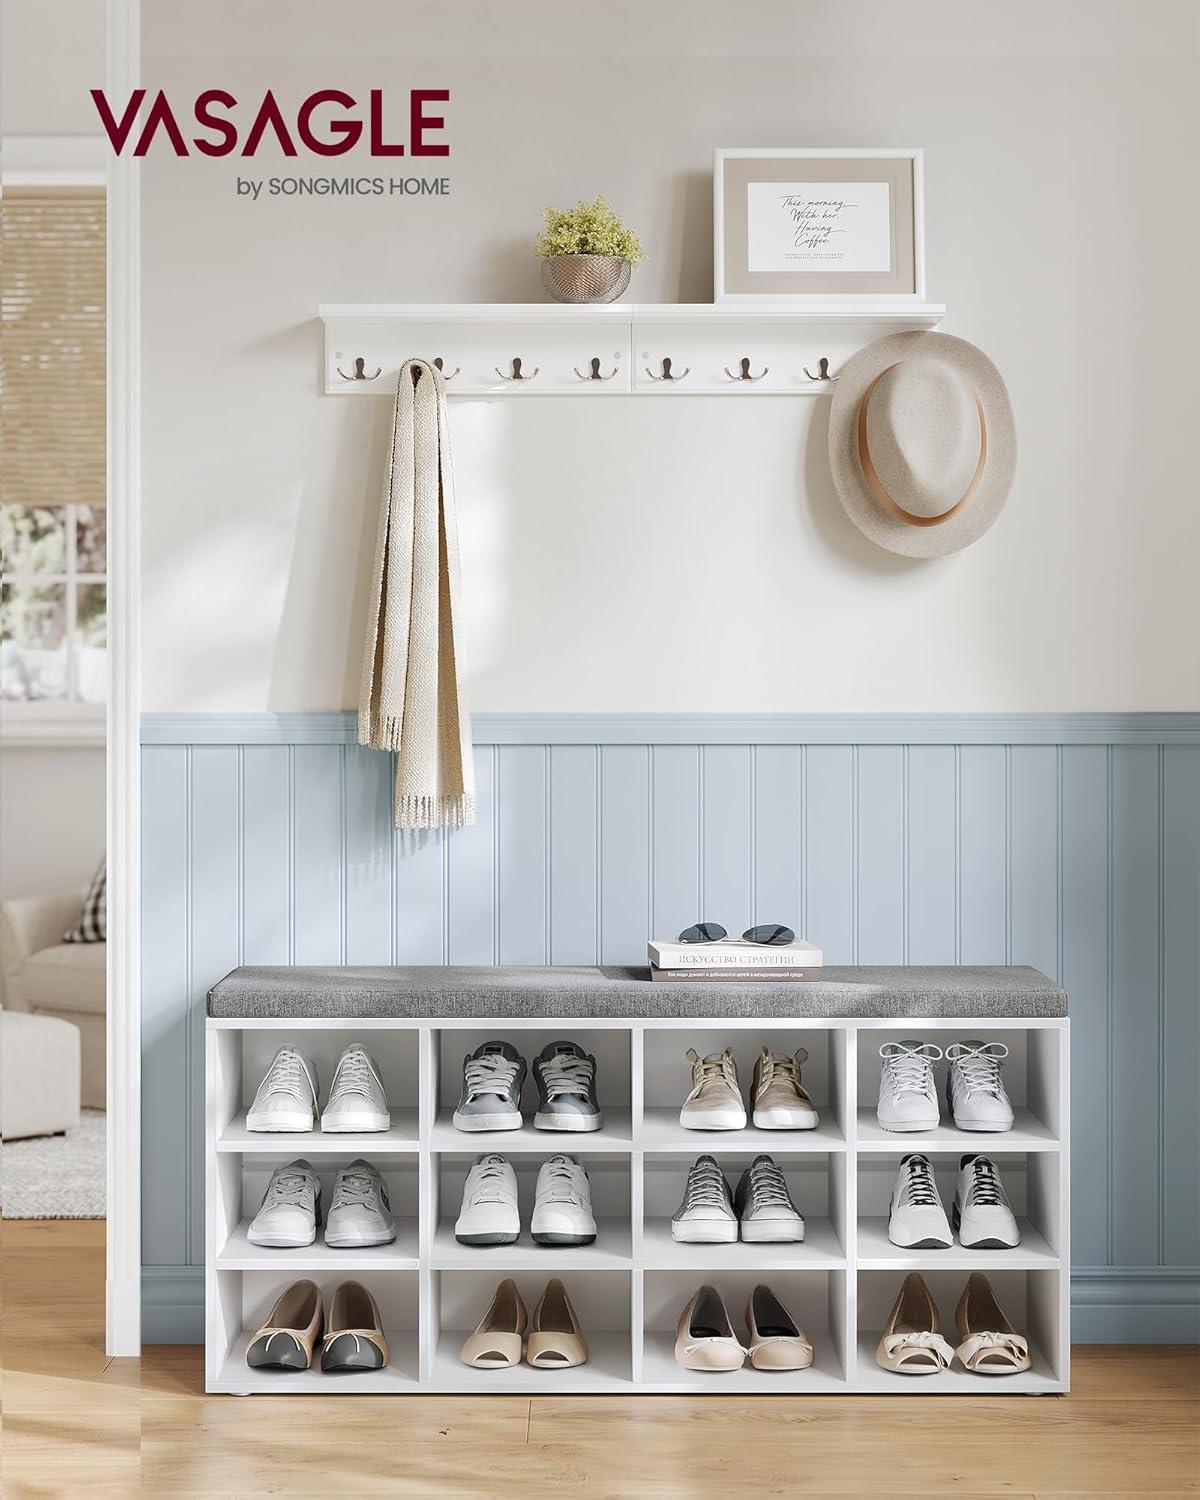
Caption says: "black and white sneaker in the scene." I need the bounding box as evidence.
[247,1159,321,1247]
[888,1153,952,1249]
[533,1041,603,1131]
[324,1159,396,1248]
[735,1154,805,1242]
[953,1154,1021,1248]
[671,1155,738,1243]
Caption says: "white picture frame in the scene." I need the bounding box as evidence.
[713,147,926,303]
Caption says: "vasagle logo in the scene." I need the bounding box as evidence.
[90,87,450,157]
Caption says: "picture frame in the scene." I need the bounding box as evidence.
[713,147,926,302]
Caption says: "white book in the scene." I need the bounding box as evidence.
[647,938,823,969]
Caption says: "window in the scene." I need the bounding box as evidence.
[0,187,106,710]
[0,504,106,701]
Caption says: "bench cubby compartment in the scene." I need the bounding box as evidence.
[428,1268,633,1390]
[641,1268,849,1391]
[855,1266,1067,1392]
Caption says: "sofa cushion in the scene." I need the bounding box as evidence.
[20,942,106,1016]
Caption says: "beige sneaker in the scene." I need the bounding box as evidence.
[751,1047,819,1129]
[679,1048,746,1130]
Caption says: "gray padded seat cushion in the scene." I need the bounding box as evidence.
[207,965,1066,1019]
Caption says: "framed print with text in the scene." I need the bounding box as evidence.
[714,148,925,301]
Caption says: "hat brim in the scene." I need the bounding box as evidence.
[827,331,1016,558]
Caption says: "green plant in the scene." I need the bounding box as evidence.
[535,195,646,265]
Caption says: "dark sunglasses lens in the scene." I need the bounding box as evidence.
[678,922,728,944]
[743,923,795,946]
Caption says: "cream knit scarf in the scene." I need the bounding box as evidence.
[358,358,475,828]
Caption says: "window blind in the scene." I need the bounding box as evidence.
[1,186,106,510]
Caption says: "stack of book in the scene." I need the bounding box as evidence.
[647,936,824,982]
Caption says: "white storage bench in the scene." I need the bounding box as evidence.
[205,964,1069,1395]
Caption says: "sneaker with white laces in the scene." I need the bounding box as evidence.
[454,1154,520,1245]
[533,1041,603,1132]
[946,1041,1014,1132]
[679,1048,747,1130]
[751,1047,819,1130]
[453,1041,526,1132]
[531,1154,597,1245]
[247,1159,321,1246]
[671,1155,738,1243]
[888,1153,952,1249]
[735,1154,805,1242]
[320,1044,391,1133]
[876,1041,943,1132]
[324,1159,396,1248]
[953,1154,1020,1248]
[246,1046,319,1132]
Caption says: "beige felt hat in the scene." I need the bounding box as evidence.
[827,331,1016,558]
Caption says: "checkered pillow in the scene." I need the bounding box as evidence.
[64,862,106,943]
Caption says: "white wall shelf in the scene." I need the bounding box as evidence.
[318,301,946,397]
[207,1014,1068,1395]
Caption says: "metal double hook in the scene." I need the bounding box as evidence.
[645,356,690,382]
[495,356,539,381]
[724,356,768,382]
[803,356,837,383]
[432,357,460,380]
[574,356,619,382]
[336,356,382,382]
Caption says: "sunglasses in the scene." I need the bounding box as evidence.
[678,922,795,946]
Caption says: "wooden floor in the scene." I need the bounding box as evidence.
[1,1221,1196,1498]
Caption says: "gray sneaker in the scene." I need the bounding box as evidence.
[734,1154,805,1243]
[671,1155,737,1243]
[453,1041,526,1132]
[324,1159,396,1248]
[532,1040,603,1132]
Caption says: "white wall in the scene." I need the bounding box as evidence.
[1,0,105,135]
[0,747,105,901]
[139,0,1199,713]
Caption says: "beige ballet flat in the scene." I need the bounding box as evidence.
[954,1272,1032,1375]
[875,1272,954,1375]
[526,1278,588,1368]
[675,1284,746,1372]
[460,1277,527,1369]
[745,1283,814,1371]
[246,1279,323,1371]
[321,1280,389,1374]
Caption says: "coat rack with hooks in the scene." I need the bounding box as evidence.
[319,301,945,398]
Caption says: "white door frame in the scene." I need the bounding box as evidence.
[106,0,142,1356]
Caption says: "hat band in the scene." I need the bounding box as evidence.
[857,364,988,528]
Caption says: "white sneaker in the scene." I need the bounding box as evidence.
[320,1044,390,1133]
[324,1159,396,1248]
[454,1154,520,1245]
[953,1154,1020,1248]
[876,1041,942,1132]
[888,1153,952,1249]
[671,1155,738,1243]
[531,1154,596,1246]
[946,1041,1014,1132]
[246,1046,319,1132]
[247,1159,321,1246]
[679,1048,747,1130]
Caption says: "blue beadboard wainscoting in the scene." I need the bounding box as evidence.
[140,713,1200,1342]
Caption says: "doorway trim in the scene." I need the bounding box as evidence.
[106,0,141,1356]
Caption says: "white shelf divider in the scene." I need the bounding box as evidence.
[207,1012,1068,1395]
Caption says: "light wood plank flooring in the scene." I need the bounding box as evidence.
[2,1220,1196,1498]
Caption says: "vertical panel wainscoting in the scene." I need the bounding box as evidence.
[139,713,1200,1344]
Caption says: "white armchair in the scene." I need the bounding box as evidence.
[1,890,105,1108]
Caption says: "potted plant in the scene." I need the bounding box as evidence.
[535,194,646,303]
